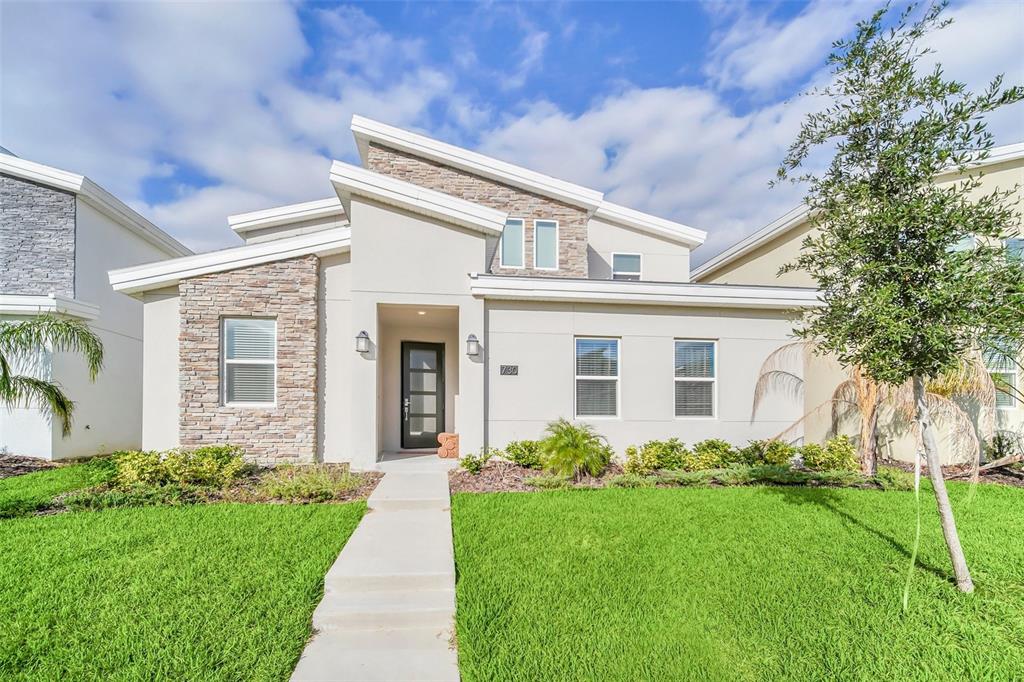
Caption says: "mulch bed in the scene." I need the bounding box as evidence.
[881,458,1024,488]
[0,455,57,480]
[449,461,625,494]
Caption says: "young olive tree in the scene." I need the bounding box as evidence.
[777,2,1024,593]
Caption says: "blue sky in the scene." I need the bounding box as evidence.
[2,1,1022,258]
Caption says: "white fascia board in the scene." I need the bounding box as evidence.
[469,274,821,310]
[228,197,347,235]
[594,201,707,247]
[109,227,351,296]
[351,115,605,211]
[330,161,508,236]
[0,294,100,320]
[0,154,192,258]
[691,205,812,282]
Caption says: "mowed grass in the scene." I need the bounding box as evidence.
[0,458,116,518]
[1,502,365,681]
[452,484,1024,681]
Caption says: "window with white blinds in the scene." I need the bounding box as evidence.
[611,253,642,280]
[223,318,276,405]
[575,337,618,417]
[984,345,1018,409]
[675,340,716,417]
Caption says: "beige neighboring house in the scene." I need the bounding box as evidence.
[0,153,192,460]
[109,116,822,469]
[693,144,1024,463]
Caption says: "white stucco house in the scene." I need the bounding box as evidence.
[1,152,192,460]
[107,116,820,470]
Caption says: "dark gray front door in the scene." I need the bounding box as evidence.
[401,341,445,449]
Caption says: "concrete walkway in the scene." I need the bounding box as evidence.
[291,453,460,682]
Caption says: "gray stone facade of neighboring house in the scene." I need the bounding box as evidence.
[0,173,76,296]
[178,255,320,464]
[365,143,589,278]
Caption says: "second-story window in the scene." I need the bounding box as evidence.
[611,253,642,281]
[500,218,524,268]
[534,220,559,270]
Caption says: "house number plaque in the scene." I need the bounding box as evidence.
[500,365,519,376]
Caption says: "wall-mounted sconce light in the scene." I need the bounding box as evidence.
[466,333,480,357]
[355,330,370,354]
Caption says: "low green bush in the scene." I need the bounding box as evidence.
[985,431,1022,462]
[65,483,206,511]
[624,438,689,475]
[112,446,246,489]
[258,465,364,502]
[460,448,496,475]
[802,436,858,471]
[690,439,737,470]
[502,440,545,469]
[654,469,716,487]
[874,466,915,491]
[541,419,612,480]
[740,440,798,466]
[525,474,571,489]
[607,473,655,488]
[812,469,866,487]
[112,450,167,487]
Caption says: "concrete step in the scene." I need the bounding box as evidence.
[325,570,454,594]
[369,473,451,511]
[313,588,456,631]
[377,453,460,474]
[291,626,459,682]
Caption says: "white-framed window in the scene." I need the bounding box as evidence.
[575,337,618,418]
[222,317,277,406]
[500,218,525,268]
[611,252,642,281]
[1006,237,1023,262]
[534,219,559,270]
[949,234,976,253]
[675,340,716,418]
[985,345,1018,410]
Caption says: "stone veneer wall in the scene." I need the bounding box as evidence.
[0,173,76,296]
[365,143,589,278]
[179,255,319,464]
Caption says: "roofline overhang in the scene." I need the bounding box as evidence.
[0,294,100,320]
[227,197,347,235]
[594,201,707,248]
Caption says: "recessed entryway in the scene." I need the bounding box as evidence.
[401,341,445,449]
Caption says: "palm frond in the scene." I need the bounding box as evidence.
[0,374,75,436]
[925,392,981,465]
[830,380,860,434]
[751,370,805,419]
[0,315,104,380]
[772,395,858,444]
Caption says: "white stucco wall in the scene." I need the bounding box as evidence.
[320,252,353,463]
[485,300,804,454]
[140,287,180,451]
[586,216,692,282]
[0,316,52,458]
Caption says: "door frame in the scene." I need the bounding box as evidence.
[400,340,446,450]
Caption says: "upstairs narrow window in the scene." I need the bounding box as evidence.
[575,338,618,417]
[1006,237,1023,261]
[534,220,559,270]
[675,340,716,417]
[223,317,276,406]
[500,218,524,268]
[611,253,642,280]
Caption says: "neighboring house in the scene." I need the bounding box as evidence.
[0,153,191,460]
[109,116,820,469]
[692,144,1024,462]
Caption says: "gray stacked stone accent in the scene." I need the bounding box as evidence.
[0,173,76,296]
[365,143,589,278]
[178,256,320,464]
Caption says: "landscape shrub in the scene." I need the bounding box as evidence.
[258,465,364,502]
[112,446,246,489]
[654,469,716,487]
[689,439,737,470]
[541,419,612,480]
[460,448,496,475]
[874,466,915,491]
[112,450,168,487]
[985,431,1022,462]
[607,473,655,488]
[524,474,571,489]
[802,436,858,471]
[812,468,866,487]
[502,440,545,469]
[624,439,690,475]
[65,483,206,511]
[741,439,798,467]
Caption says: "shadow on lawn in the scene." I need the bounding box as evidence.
[756,485,950,583]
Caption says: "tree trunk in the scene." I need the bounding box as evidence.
[859,383,880,476]
[914,376,974,593]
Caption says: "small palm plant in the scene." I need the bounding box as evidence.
[540,418,611,481]
[0,314,104,436]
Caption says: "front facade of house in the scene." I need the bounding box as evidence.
[111,117,819,469]
[1,153,192,459]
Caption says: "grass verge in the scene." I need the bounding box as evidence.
[0,459,115,518]
[452,484,1024,680]
[0,502,365,680]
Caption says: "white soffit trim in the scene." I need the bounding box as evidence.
[227,197,347,235]
[690,205,811,282]
[594,201,707,247]
[330,161,508,236]
[469,274,821,309]
[0,294,100,320]
[0,154,192,258]
[109,227,351,296]
[351,115,604,211]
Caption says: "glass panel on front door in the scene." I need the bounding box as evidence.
[402,341,445,449]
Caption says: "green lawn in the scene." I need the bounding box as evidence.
[452,484,1024,681]
[0,458,116,518]
[0,502,365,681]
